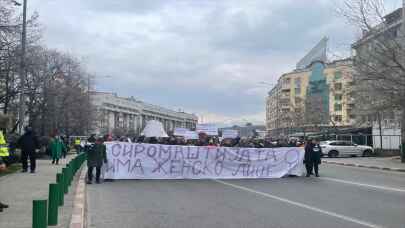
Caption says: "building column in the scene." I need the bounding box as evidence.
[108,112,114,133]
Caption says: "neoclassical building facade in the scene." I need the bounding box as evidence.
[91,92,198,136]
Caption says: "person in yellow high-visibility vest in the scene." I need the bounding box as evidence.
[0,130,9,158]
[74,138,81,154]
[0,130,10,212]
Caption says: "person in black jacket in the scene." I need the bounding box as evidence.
[86,137,107,184]
[17,127,39,173]
[195,133,208,146]
[304,139,322,177]
[87,134,96,143]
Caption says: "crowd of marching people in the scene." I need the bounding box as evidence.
[0,126,322,212]
[106,132,305,149]
[102,132,321,178]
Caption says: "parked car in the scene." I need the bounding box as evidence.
[320,140,374,157]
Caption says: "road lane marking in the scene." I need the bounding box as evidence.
[320,177,405,194]
[324,163,405,175]
[214,180,383,228]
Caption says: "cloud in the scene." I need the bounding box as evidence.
[27,0,393,126]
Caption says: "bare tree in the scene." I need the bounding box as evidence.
[338,0,405,161]
[0,1,95,136]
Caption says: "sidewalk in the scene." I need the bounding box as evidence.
[323,156,405,172]
[0,155,77,228]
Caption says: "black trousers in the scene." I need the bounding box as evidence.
[75,145,81,154]
[88,166,101,182]
[305,162,319,175]
[62,148,67,158]
[21,151,36,171]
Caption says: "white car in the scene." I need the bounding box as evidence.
[320,140,374,158]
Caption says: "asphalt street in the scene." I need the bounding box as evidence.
[87,164,405,228]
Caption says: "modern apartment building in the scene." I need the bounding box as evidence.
[266,50,355,137]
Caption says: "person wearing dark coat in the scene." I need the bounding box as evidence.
[17,127,39,173]
[147,137,158,144]
[167,136,177,145]
[86,137,107,184]
[136,135,145,143]
[87,134,96,143]
[304,139,322,177]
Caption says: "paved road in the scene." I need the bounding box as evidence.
[323,157,405,171]
[87,164,405,228]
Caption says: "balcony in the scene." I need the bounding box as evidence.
[281,85,291,91]
[281,103,290,110]
[345,76,354,82]
[347,97,355,104]
[347,103,355,110]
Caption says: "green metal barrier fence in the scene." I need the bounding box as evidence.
[32,152,86,228]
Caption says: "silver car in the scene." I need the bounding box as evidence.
[320,140,374,158]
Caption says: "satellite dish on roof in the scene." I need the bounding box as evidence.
[141,120,168,138]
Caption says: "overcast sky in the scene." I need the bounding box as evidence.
[27,0,402,126]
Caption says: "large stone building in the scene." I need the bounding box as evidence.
[266,39,355,137]
[90,92,198,136]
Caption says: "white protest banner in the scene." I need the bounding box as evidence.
[104,143,305,179]
[174,128,188,137]
[222,129,239,139]
[196,124,218,136]
[184,131,198,140]
[141,120,168,138]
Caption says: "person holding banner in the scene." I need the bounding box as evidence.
[304,139,322,177]
[167,135,177,145]
[220,138,234,147]
[87,137,107,184]
[195,132,209,146]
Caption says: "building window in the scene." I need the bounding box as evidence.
[334,71,342,80]
[334,83,342,90]
[346,81,355,87]
[334,103,342,111]
[334,115,342,122]
[294,78,301,88]
[384,110,395,120]
[334,94,342,101]
[294,87,301,95]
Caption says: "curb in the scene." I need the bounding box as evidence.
[323,160,405,173]
[69,167,87,228]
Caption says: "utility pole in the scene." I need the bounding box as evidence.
[401,0,405,162]
[87,74,91,135]
[18,0,28,134]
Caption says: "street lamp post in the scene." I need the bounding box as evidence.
[17,0,28,134]
[401,0,405,163]
[86,74,112,135]
[87,74,91,135]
